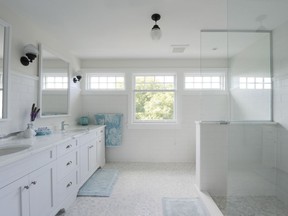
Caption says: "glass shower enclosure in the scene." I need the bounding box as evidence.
[199,0,288,215]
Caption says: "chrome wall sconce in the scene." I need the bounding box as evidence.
[73,75,82,83]
[20,44,39,66]
[151,13,162,40]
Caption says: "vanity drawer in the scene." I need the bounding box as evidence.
[57,138,77,157]
[77,132,97,146]
[56,169,78,204]
[57,150,78,181]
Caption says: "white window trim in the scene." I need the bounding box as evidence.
[238,76,271,90]
[87,73,125,90]
[183,68,228,95]
[81,68,128,95]
[129,72,179,127]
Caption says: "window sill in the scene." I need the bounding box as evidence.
[127,122,181,130]
[81,90,128,95]
[181,90,228,95]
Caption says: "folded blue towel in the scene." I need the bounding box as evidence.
[35,127,52,136]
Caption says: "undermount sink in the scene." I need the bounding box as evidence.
[0,145,31,156]
[61,128,89,134]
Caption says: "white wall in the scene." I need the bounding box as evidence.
[0,4,82,135]
[80,59,228,163]
[273,20,288,205]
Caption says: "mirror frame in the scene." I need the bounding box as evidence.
[38,44,70,118]
[0,19,10,120]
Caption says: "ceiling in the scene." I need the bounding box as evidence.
[0,0,288,60]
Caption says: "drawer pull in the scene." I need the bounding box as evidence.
[66,161,73,166]
[31,181,37,185]
[66,182,73,188]
[24,185,29,190]
[66,144,72,149]
[88,145,94,149]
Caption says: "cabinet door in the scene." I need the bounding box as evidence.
[80,141,97,185]
[0,176,30,216]
[88,141,97,174]
[29,162,56,216]
[80,142,90,184]
[97,128,106,168]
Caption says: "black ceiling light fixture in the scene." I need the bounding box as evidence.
[151,13,162,40]
[73,75,82,83]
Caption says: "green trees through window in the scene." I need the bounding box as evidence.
[134,75,176,121]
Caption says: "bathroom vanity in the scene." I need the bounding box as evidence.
[0,125,105,216]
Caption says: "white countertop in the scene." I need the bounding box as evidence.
[0,125,105,168]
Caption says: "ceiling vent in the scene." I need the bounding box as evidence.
[171,44,190,53]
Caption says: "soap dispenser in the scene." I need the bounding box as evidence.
[23,123,36,138]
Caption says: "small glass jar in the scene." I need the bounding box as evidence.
[23,122,36,138]
[80,117,89,126]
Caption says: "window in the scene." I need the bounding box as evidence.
[184,73,225,90]
[86,73,125,90]
[42,73,68,90]
[239,77,271,89]
[133,74,176,123]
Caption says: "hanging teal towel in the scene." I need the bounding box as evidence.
[95,113,123,147]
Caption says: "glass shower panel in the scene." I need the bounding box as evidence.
[229,31,271,121]
[217,122,281,215]
[200,30,229,122]
[215,0,288,215]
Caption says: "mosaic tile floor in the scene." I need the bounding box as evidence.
[65,163,196,216]
[212,196,288,216]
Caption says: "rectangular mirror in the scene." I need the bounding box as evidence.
[0,19,10,120]
[39,45,70,117]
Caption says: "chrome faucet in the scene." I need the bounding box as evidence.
[61,121,69,131]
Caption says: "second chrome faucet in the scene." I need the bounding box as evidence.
[61,121,69,131]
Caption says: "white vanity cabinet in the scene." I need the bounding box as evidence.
[79,132,98,185]
[0,125,106,216]
[0,147,56,216]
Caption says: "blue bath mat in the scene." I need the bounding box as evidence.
[78,169,119,197]
[162,198,206,216]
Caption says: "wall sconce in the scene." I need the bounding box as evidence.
[20,44,39,66]
[73,75,82,83]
